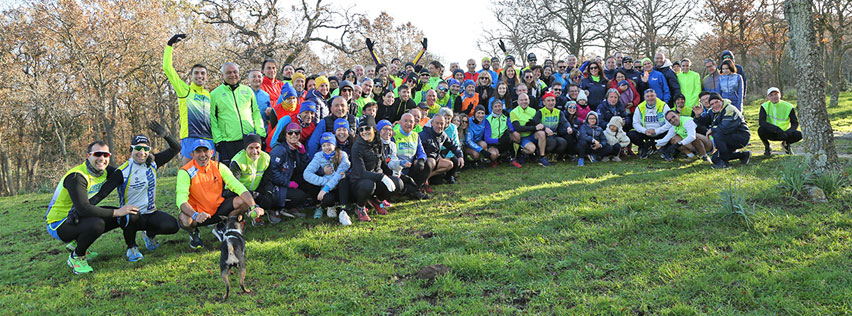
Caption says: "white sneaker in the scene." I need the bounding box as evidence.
[326,206,338,218]
[338,211,352,226]
[601,156,611,162]
[611,156,622,162]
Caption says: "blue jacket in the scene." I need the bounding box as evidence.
[306,114,357,157]
[579,76,608,110]
[715,74,744,110]
[578,115,608,145]
[646,70,671,102]
[479,69,499,88]
[254,88,271,125]
[303,151,350,192]
[596,100,629,129]
[466,116,487,152]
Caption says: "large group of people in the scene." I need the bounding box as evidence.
[44,34,803,274]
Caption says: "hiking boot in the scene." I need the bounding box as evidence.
[446,176,457,184]
[355,207,371,222]
[782,141,793,154]
[368,199,389,215]
[538,156,552,167]
[578,158,585,167]
[739,151,751,165]
[639,148,649,159]
[141,231,159,251]
[510,159,522,168]
[67,253,93,274]
[338,210,352,226]
[313,207,323,219]
[326,206,338,218]
[126,246,144,262]
[189,229,203,249]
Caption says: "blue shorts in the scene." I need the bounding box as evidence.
[520,135,537,147]
[46,218,66,241]
[180,138,215,159]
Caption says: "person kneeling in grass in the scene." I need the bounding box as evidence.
[657,110,713,163]
[176,140,265,249]
[603,116,630,161]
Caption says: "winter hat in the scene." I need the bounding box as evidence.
[577,90,588,101]
[280,82,298,100]
[585,111,598,122]
[505,55,516,63]
[462,79,476,89]
[721,50,734,61]
[285,122,302,132]
[474,105,486,114]
[622,56,633,63]
[131,135,149,145]
[607,116,624,130]
[542,91,556,100]
[292,72,306,82]
[708,92,723,103]
[527,53,537,62]
[315,75,329,87]
[320,132,335,147]
[448,79,461,87]
[641,57,652,65]
[481,57,490,63]
[334,118,349,132]
[299,100,317,113]
[243,133,262,148]
[453,69,464,77]
[674,94,685,102]
[618,80,629,87]
[405,72,418,84]
[339,80,355,90]
[376,119,392,132]
[404,62,415,69]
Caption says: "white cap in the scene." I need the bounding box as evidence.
[766,87,780,96]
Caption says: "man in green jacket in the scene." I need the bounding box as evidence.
[677,58,702,117]
[211,62,267,165]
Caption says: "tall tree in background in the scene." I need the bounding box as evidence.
[785,0,840,173]
[538,0,603,57]
[478,0,546,67]
[814,0,852,108]
[619,0,695,57]
[325,12,433,71]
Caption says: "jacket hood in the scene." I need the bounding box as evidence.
[607,116,624,129]
[720,50,735,61]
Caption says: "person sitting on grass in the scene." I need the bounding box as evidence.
[349,116,405,222]
[656,110,714,163]
[603,116,630,161]
[577,112,619,166]
[265,122,310,222]
[629,89,672,159]
[758,87,802,156]
[694,92,751,169]
[303,132,352,225]
[420,114,465,184]
[176,140,265,249]
[464,105,494,167]
[45,141,140,274]
[510,93,551,167]
[483,100,514,167]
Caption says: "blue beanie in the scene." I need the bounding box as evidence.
[320,132,335,147]
[448,79,460,87]
[280,82,297,101]
[334,118,349,131]
[376,119,392,132]
[300,100,316,113]
[463,79,476,89]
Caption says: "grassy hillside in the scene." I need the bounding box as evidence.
[1,94,851,315]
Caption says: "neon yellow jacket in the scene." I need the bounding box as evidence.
[163,46,212,140]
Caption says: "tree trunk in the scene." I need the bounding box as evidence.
[785,0,841,173]
[827,36,844,108]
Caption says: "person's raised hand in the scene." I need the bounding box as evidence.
[365,38,374,51]
[148,121,169,138]
[167,34,186,46]
[693,105,703,116]
[421,38,428,50]
[498,40,506,53]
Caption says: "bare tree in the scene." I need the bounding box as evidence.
[478,0,547,67]
[785,0,840,173]
[619,0,695,57]
[196,0,363,67]
[538,0,603,57]
[814,0,852,107]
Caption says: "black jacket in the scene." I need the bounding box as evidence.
[349,136,386,181]
[377,98,415,123]
[419,126,462,160]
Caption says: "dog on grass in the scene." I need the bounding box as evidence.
[216,215,250,300]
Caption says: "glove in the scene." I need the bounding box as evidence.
[147,121,169,138]
[479,149,490,158]
[498,39,507,54]
[381,175,396,192]
[167,34,186,46]
[421,38,428,50]
[365,38,374,51]
[288,181,299,189]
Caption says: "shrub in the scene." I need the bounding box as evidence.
[811,170,848,197]
[779,156,811,197]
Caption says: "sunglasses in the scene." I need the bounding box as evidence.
[567,105,577,109]
[286,131,301,135]
[341,88,353,92]
[553,89,562,91]
[358,127,372,132]
[439,88,448,92]
[132,145,150,152]
[589,67,599,70]
[90,151,111,158]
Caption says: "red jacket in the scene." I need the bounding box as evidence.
[261,77,284,108]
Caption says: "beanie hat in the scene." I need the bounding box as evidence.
[339,80,355,90]
[641,57,652,65]
[315,75,329,87]
[299,100,317,113]
[376,119,392,132]
[618,80,629,87]
[334,118,349,132]
[474,105,486,114]
[320,132,335,147]
[453,69,464,76]
[286,122,301,132]
[361,115,378,132]
[280,82,298,100]
[243,133,262,148]
[462,79,476,89]
[585,111,598,121]
[448,79,460,87]
[708,92,723,103]
[481,57,490,63]
[542,91,556,100]
[292,72,306,82]
[577,90,588,101]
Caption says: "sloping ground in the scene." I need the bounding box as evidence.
[0,95,850,315]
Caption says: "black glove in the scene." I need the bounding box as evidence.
[365,38,374,51]
[421,38,428,50]
[498,40,507,54]
[479,149,490,158]
[167,34,186,46]
[148,121,169,138]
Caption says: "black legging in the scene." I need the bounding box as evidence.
[545,136,568,154]
[127,211,180,244]
[350,176,403,207]
[302,183,343,207]
[284,188,308,209]
[57,207,137,257]
[403,159,431,188]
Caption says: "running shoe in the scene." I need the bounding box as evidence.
[368,199,389,215]
[782,141,793,154]
[141,231,159,251]
[189,229,203,249]
[326,206,338,218]
[338,210,352,226]
[355,207,371,222]
[67,253,93,274]
[126,246,144,262]
[578,158,585,167]
[538,156,551,167]
[267,211,282,224]
[65,241,98,259]
[313,207,323,219]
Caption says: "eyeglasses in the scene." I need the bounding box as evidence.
[589,67,599,70]
[132,145,150,152]
[90,151,111,158]
[559,66,566,69]
[286,131,301,135]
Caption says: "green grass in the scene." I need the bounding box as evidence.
[2,95,852,315]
